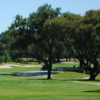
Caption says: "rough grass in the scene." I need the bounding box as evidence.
[0,63,100,100]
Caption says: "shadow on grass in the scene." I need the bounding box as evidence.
[0,72,18,76]
[27,79,50,80]
[83,89,100,92]
[67,79,89,81]
[26,78,67,81]
[67,78,100,82]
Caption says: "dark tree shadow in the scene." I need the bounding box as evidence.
[0,72,18,76]
[27,79,50,80]
[67,78,100,81]
[26,78,67,81]
[83,89,100,92]
[67,79,89,81]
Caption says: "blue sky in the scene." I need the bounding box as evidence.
[0,0,100,34]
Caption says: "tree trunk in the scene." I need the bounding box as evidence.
[38,59,41,64]
[47,56,52,79]
[47,45,52,80]
[47,65,52,79]
[53,58,55,64]
[68,53,71,61]
[89,61,99,80]
[69,57,71,61]
[65,56,68,61]
[89,71,95,80]
[57,57,60,62]
[79,60,83,68]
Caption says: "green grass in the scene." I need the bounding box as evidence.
[0,62,100,100]
[53,71,89,80]
[52,63,79,69]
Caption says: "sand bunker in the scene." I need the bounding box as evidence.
[0,64,42,68]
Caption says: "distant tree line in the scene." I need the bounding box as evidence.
[0,4,100,80]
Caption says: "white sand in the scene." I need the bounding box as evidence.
[0,64,42,68]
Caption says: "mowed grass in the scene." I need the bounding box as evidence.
[0,63,100,100]
[52,63,79,69]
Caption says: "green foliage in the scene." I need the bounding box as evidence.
[83,10,100,26]
[42,17,67,40]
[92,23,100,50]
[2,50,11,62]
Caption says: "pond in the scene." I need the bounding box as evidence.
[17,71,62,77]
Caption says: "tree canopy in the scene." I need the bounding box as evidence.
[1,4,100,80]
